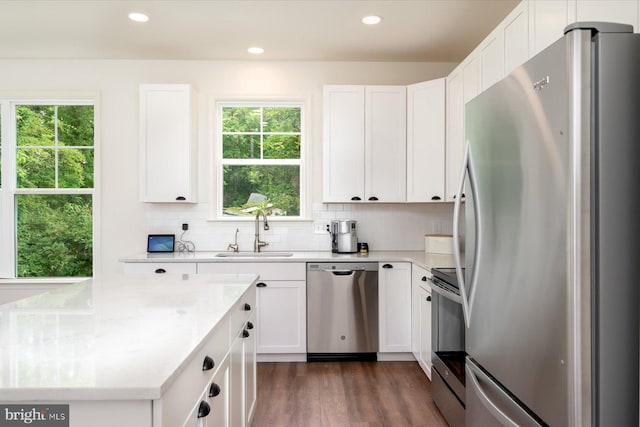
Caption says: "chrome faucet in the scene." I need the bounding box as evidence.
[227,228,239,253]
[254,209,270,252]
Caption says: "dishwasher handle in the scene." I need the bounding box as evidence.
[326,270,357,276]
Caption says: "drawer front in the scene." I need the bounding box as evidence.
[156,316,229,427]
[230,285,257,336]
[197,262,305,280]
[181,355,230,427]
[412,265,432,293]
[122,262,197,275]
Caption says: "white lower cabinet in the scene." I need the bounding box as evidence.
[198,262,306,360]
[255,281,306,354]
[378,262,412,353]
[411,265,432,379]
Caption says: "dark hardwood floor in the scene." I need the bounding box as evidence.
[252,361,449,427]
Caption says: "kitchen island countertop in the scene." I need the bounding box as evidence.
[0,273,258,401]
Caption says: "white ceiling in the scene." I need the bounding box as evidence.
[0,0,519,62]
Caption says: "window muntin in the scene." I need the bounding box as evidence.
[1,101,94,279]
[218,103,303,218]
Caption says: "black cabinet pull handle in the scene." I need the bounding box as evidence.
[243,303,251,311]
[421,276,427,281]
[197,401,211,418]
[368,196,379,201]
[431,195,441,201]
[154,268,166,274]
[382,264,393,269]
[350,196,361,201]
[242,329,250,338]
[246,321,254,330]
[256,282,267,288]
[176,196,186,201]
[426,295,432,302]
[202,356,215,371]
[209,383,221,398]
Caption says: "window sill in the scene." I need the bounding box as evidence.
[207,216,313,223]
[0,277,87,286]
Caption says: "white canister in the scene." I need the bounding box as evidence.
[424,234,454,254]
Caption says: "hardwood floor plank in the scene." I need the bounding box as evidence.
[252,361,449,427]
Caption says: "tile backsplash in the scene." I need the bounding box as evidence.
[145,202,454,253]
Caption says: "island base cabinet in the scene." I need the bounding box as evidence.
[230,312,257,427]
[182,355,230,427]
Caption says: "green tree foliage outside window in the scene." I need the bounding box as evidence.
[14,105,94,277]
[221,105,302,216]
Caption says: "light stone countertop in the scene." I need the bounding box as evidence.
[120,250,459,271]
[0,273,257,401]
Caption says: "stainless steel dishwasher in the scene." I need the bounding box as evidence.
[306,262,378,361]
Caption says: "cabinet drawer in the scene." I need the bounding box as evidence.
[198,262,305,281]
[155,317,229,427]
[412,265,432,293]
[181,355,229,427]
[122,262,197,275]
[230,285,256,337]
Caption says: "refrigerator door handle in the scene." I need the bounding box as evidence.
[453,141,479,327]
[466,358,542,427]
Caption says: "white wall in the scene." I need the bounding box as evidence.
[0,59,456,277]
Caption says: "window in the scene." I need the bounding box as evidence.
[0,101,95,278]
[216,102,304,218]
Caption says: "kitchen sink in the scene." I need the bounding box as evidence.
[214,252,294,258]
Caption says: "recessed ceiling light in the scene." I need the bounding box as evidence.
[248,47,265,54]
[128,12,149,23]
[362,15,382,25]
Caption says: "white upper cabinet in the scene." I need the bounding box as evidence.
[139,84,197,203]
[406,79,445,202]
[322,85,365,202]
[445,68,464,202]
[503,2,530,75]
[574,0,639,30]
[323,85,406,203]
[529,0,570,56]
[365,86,407,202]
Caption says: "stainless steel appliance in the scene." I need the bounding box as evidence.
[306,262,378,361]
[455,22,639,426]
[330,220,358,253]
[429,267,466,427]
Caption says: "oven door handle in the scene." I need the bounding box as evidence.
[427,278,463,304]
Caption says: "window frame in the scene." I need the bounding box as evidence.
[212,98,310,221]
[0,96,99,280]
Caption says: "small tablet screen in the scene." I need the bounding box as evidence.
[147,234,175,253]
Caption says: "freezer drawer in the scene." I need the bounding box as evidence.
[431,366,465,427]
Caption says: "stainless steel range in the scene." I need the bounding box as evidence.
[429,267,466,427]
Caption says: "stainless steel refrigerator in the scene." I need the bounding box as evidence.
[453,22,639,426]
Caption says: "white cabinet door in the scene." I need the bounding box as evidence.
[445,68,464,201]
[406,79,446,202]
[411,265,432,379]
[229,333,244,427]
[244,314,257,427]
[479,31,504,91]
[365,86,407,202]
[255,281,306,354]
[529,0,569,56]
[575,0,639,30]
[418,286,432,379]
[139,84,197,203]
[503,1,530,75]
[379,262,412,353]
[206,355,230,427]
[323,85,365,202]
